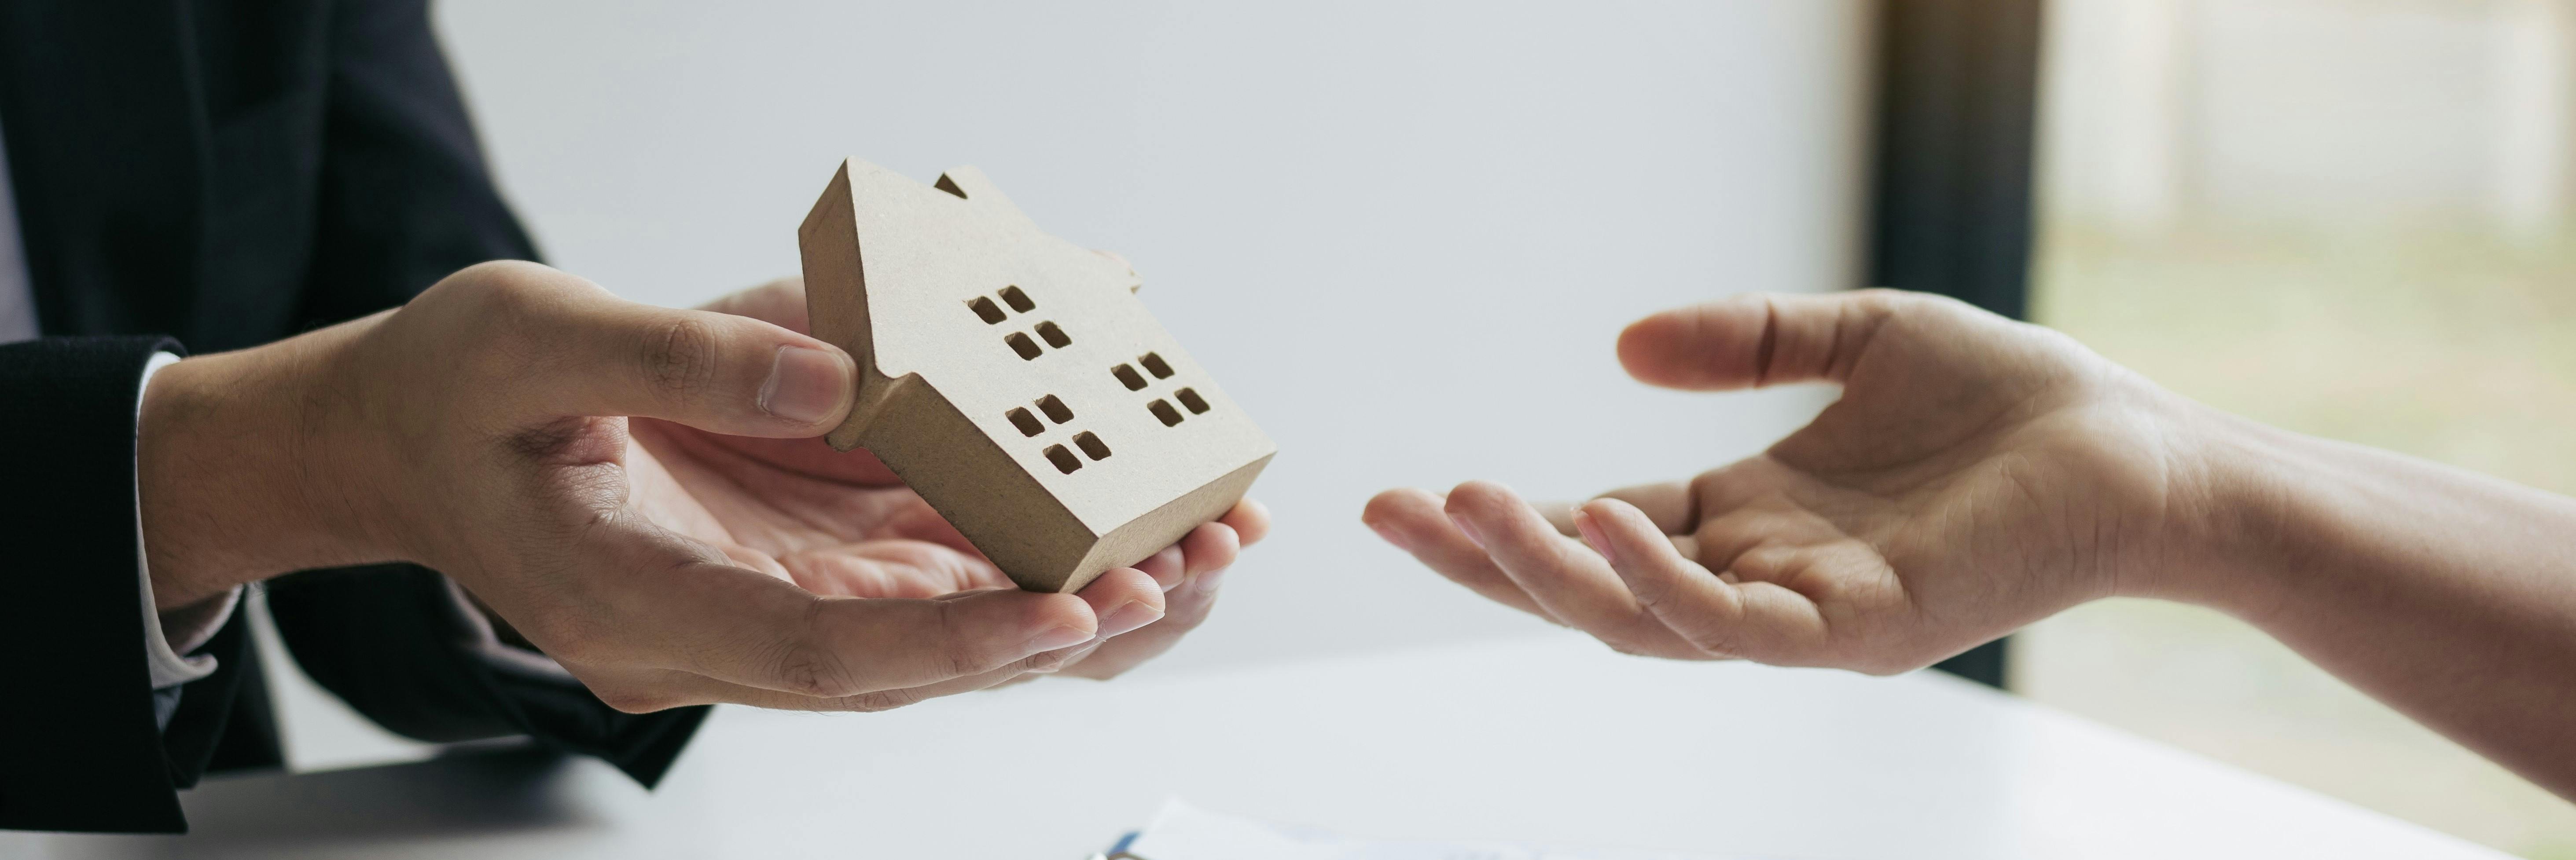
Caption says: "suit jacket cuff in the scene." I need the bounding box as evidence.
[0,336,242,834]
[265,564,709,789]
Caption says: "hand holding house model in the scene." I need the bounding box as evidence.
[798,158,1275,594]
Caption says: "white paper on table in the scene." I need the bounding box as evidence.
[1115,798,1790,860]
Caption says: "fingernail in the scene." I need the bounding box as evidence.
[1367,521,1411,551]
[1026,625,1092,653]
[1097,600,1163,637]
[1194,566,1228,597]
[1573,509,1617,565]
[1448,513,1485,548]
[759,345,851,425]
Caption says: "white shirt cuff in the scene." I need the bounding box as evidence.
[134,351,243,690]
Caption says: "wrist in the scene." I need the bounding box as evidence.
[138,330,383,606]
[2134,399,2315,621]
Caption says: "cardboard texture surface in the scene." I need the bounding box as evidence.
[799,158,1275,593]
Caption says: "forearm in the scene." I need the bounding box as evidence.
[137,318,390,608]
[2195,412,2576,797]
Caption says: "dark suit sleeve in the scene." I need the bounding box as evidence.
[265,567,709,787]
[0,336,271,834]
[294,0,537,324]
[262,0,707,787]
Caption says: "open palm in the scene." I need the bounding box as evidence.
[627,279,1266,681]
[1365,290,2205,673]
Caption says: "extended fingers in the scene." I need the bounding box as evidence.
[776,572,1152,700]
[776,539,1010,598]
[1132,545,1187,591]
[1363,487,1551,619]
[1575,498,1828,664]
[1594,481,1698,534]
[1136,517,1239,592]
[784,588,1105,696]
[1537,481,1702,561]
[1057,520,1243,679]
[540,522,1102,699]
[582,564,1161,710]
[1179,520,1241,578]
[1060,549,1233,681]
[1443,482,1704,659]
[1075,567,1166,638]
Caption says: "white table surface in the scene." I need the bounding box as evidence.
[7,633,2504,860]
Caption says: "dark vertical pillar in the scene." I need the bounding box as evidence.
[1866,0,2046,688]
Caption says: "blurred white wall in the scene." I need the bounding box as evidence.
[254,0,1870,772]
[420,0,1864,673]
[2043,0,2576,234]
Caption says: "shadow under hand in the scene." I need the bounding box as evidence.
[177,747,606,843]
[7,747,643,860]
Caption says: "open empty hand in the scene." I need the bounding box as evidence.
[1363,290,2222,673]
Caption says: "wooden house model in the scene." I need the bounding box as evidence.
[798,157,1275,593]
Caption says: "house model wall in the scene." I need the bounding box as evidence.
[798,157,1276,594]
